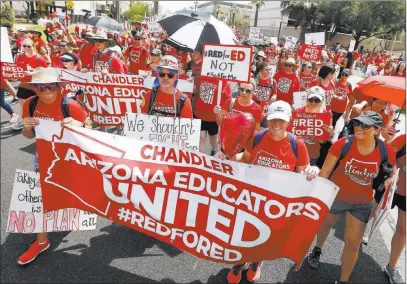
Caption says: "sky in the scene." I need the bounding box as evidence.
[158,1,251,13]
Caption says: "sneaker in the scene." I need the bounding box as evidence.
[17,240,50,265]
[361,232,369,245]
[227,269,242,284]
[10,98,19,105]
[246,262,262,283]
[308,246,322,269]
[9,113,19,124]
[334,281,349,284]
[12,121,23,130]
[210,150,216,156]
[384,264,404,284]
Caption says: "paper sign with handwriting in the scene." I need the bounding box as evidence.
[7,169,97,233]
[201,44,253,83]
[123,113,201,151]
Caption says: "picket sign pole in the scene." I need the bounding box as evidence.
[217,79,223,106]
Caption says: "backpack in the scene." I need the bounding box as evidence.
[148,88,188,117]
[252,129,298,159]
[29,95,70,118]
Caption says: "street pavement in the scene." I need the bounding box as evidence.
[1,71,405,283]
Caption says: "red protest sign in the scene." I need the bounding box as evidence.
[1,62,26,81]
[36,121,338,267]
[288,112,332,140]
[299,44,322,62]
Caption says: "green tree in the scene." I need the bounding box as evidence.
[235,15,251,35]
[213,4,222,19]
[315,1,349,40]
[251,1,265,27]
[341,1,406,49]
[123,2,151,23]
[228,5,239,27]
[0,4,14,27]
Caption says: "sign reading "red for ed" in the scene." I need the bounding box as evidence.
[288,112,332,140]
[299,44,322,62]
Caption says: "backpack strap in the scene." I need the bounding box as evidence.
[229,98,236,112]
[288,132,298,159]
[340,135,354,160]
[148,88,159,114]
[376,138,388,162]
[28,96,40,117]
[61,96,71,118]
[176,93,188,117]
[396,144,406,159]
[252,129,268,149]
[107,51,114,72]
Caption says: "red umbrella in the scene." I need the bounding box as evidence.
[51,12,58,18]
[357,75,406,108]
[66,15,71,20]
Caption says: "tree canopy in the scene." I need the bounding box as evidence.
[123,2,151,23]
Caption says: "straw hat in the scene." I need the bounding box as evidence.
[21,67,67,88]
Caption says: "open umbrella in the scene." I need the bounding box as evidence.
[357,75,406,108]
[86,16,124,32]
[158,9,237,52]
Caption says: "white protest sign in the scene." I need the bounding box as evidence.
[7,169,97,233]
[305,32,325,46]
[293,91,308,109]
[148,22,160,33]
[1,27,13,63]
[366,64,378,74]
[368,169,399,242]
[124,113,201,151]
[268,65,277,80]
[249,27,261,39]
[284,36,298,50]
[201,44,252,83]
[348,40,356,52]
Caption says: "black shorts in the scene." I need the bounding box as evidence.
[196,117,219,136]
[374,190,406,212]
[17,87,37,100]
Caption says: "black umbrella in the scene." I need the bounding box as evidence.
[86,16,124,32]
[158,9,237,52]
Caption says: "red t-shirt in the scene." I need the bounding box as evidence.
[247,131,310,171]
[391,134,406,196]
[91,50,125,74]
[329,137,396,204]
[331,80,352,113]
[0,77,7,89]
[273,71,301,104]
[140,89,193,118]
[222,98,262,124]
[299,72,314,91]
[194,77,231,122]
[79,42,97,69]
[22,95,88,123]
[124,45,149,74]
[33,38,47,51]
[16,53,48,83]
[310,79,336,107]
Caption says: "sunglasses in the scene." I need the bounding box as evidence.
[308,97,321,103]
[353,120,372,130]
[158,72,175,79]
[285,63,293,67]
[62,59,74,63]
[22,45,32,48]
[35,83,59,92]
[94,39,106,43]
[134,38,141,41]
[239,87,252,94]
[341,73,349,77]
[151,53,160,56]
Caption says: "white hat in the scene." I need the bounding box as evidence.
[109,45,122,55]
[307,86,325,100]
[266,101,292,122]
[257,51,266,58]
[158,55,179,71]
[21,67,67,86]
[285,58,297,65]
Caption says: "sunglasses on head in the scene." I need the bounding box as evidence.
[158,72,175,79]
[239,87,252,94]
[308,97,321,103]
[22,45,32,48]
[35,83,59,92]
[353,120,373,130]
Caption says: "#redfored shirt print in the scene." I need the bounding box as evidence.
[329,137,396,204]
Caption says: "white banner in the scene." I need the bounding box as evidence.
[348,40,356,52]
[123,113,201,151]
[268,65,277,81]
[201,44,252,83]
[305,32,325,46]
[1,27,13,63]
[249,27,261,39]
[148,22,160,33]
[284,36,298,50]
[7,169,97,233]
[293,91,308,109]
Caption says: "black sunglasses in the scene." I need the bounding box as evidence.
[62,58,74,63]
[285,63,293,67]
[353,120,373,130]
[134,38,141,40]
[341,73,350,77]
[151,53,160,56]
[94,39,106,43]
[35,83,59,92]
[308,97,321,103]
[239,87,252,94]
[59,45,67,47]
[158,72,175,79]
[22,45,33,48]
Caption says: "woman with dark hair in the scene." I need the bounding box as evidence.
[392,61,406,77]
[310,65,336,110]
[299,61,315,91]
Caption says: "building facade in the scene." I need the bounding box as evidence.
[197,1,252,21]
[249,1,289,38]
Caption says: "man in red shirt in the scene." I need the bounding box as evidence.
[273,58,301,104]
[78,31,97,70]
[124,31,149,75]
[84,31,125,74]
[18,67,89,266]
[140,55,193,118]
